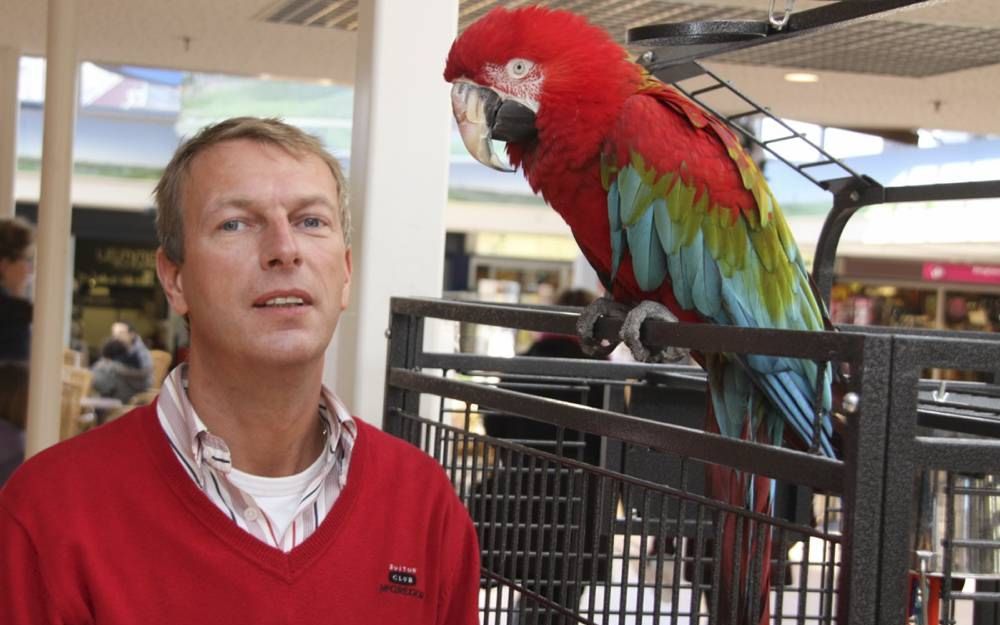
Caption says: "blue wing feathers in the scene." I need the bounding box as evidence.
[624,208,667,291]
[609,159,835,457]
[697,236,723,319]
[679,223,704,308]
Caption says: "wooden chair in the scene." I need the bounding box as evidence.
[63,347,83,367]
[63,365,93,400]
[149,349,172,389]
[60,366,94,440]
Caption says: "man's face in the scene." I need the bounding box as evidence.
[110,322,132,345]
[156,139,352,369]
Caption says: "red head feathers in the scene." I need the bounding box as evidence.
[444,7,642,173]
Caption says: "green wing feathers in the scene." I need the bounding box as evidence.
[604,117,834,455]
[604,143,824,333]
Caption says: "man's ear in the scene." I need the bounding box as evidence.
[340,246,352,311]
[156,248,189,316]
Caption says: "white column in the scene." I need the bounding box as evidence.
[0,46,19,219]
[25,0,79,457]
[327,0,458,427]
[64,235,75,343]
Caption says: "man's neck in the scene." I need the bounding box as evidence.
[184,350,327,477]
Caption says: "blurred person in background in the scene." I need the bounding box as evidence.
[485,288,604,442]
[110,320,154,388]
[90,337,149,403]
[0,217,34,362]
[0,362,28,486]
[523,288,600,359]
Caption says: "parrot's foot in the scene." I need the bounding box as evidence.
[576,295,629,357]
[620,301,688,363]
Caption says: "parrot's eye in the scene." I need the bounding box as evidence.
[506,58,534,79]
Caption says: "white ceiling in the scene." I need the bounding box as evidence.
[2,0,999,134]
[1,0,358,83]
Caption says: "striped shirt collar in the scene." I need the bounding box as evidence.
[156,364,357,550]
[160,364,355,476]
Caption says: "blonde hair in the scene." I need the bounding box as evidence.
[154,117,351,264]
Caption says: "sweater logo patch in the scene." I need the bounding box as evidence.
[380,563,424,599]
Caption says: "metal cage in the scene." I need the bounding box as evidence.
[381,297,1000,624]
[382,297,913,624]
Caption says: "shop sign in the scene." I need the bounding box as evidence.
[76,241,158,289]
[922,262,1000,285]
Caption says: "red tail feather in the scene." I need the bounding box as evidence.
[706,404,773,625]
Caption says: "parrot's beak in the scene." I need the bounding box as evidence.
[450,81,537,172]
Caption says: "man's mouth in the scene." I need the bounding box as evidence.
[258,296,305,308]
[252,291,313,308]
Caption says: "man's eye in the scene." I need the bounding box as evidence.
[221,220,245,232]
[301,217,323,228]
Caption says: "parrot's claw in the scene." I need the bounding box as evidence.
[620,301,688,364]
[576,295,629,357]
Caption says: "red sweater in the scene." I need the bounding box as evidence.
[0,404,480,624]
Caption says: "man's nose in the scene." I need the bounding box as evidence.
[260,219,302,269]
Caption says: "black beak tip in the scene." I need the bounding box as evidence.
[490,100,537,144]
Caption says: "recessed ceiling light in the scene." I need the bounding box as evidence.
[784,72,819,83]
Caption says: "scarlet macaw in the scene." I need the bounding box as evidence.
[445,7,835,625]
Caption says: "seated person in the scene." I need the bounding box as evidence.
[110,321,154,388]
[91,337,150,403]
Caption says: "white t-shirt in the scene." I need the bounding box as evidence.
[227,451,327,539]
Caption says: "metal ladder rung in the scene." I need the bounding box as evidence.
[670,61,870,190]
[689,82,727,97]
[799,159,836,170]
[762,134,802,145]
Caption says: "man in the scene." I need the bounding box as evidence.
[90,337,147,403]
[88,321,155,401]
[0,117,480,623]
[110,320,155,387]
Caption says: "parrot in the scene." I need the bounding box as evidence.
[445,7,836,625]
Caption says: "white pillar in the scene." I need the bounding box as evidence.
[0,46,19,219]
[327,0,458,427]
[25,0,78,457]
[64,235,75,343]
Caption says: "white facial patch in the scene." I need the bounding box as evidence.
[484,62,542,112]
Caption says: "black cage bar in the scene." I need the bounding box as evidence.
[879,334,1000,625]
